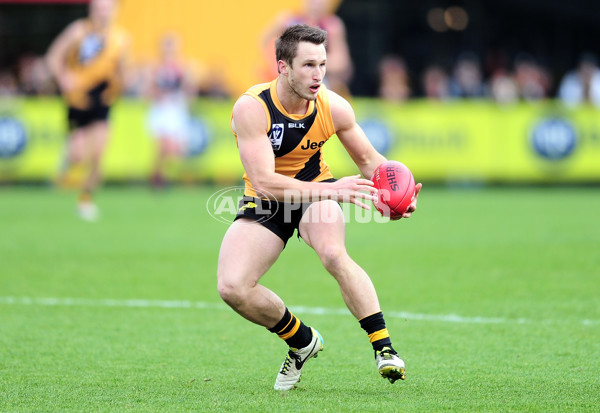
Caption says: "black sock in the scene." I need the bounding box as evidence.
[359,312,394,352]
[268,308,313,349]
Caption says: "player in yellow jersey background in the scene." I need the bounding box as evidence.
[46,0,130,221]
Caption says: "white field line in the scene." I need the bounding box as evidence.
[0,296,597,326]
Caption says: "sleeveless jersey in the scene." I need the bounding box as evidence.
[64,20,128,109]
[235,78,337,198]
[154,62,184,93]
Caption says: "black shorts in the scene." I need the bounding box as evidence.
[68,106,110,130]
[234,179,337,246]
[67,81,110,130]
[234,196,313,246]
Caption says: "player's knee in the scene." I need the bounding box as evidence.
[217,280,236,303]
[69,153,82,165]
[318,245,348,275]
[68,147,85,164]
[217,278,247,307]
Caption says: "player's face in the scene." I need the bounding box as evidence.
[161,34,180,60]
[287,41,327,101]
[90,0,116,24]
[306,0,330,19]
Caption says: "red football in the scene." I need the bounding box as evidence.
[371,161,416,219]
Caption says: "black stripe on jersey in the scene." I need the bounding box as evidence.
[258,89,317,158]
[294,150,322,181]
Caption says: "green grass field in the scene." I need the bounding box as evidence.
[1,185,599,412]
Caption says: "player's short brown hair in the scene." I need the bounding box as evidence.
[275,24,328,66]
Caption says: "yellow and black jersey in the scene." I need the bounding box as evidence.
[235,78,337,197]
[64,19,128,110]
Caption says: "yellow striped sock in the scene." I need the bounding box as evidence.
[278,317,300,340]
[368,328,390,343]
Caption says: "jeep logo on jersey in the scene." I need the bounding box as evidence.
[270,123,284,150]
[300,139,325,150]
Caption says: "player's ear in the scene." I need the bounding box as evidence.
[277,59,289,76]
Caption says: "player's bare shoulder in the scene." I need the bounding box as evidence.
[327,88,356,133]
[47,18,87,63]
[63,18,88,39]
[231,94,268,136]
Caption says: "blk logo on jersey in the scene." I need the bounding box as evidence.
[270,123,284,150]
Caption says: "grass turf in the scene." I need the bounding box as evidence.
[0,185,599,412]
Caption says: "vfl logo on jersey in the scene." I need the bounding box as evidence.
[79,34,105,65]
[269,123,284,150]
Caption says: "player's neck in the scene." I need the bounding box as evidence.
[276,77,309,115]
[89,16,111,31]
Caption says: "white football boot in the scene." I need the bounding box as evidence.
[77,201,99,222]
[273,327,323,391]
[376,347,406,383]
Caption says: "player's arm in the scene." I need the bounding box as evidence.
[114,31,132,90]
[45,20,83,93]
[329,90,387,179]
[330,90,422,217]
[103,30,132,101]
[322,16,353,81]
[232,95,376,208]
[182,60,201,98]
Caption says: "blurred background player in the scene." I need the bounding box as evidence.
[448,52,487,98]
[421,64,450,101]
[262,0,353,97]
[558,52,600,107]
[377,54,412,103]
[46,0,129,220]
[145,33,198,188]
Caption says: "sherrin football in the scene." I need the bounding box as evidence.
[371,160,416,220]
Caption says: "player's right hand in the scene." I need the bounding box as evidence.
[58,71,76,93]
[329,174,378,210]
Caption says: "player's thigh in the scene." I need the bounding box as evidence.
[87,121,109,160]
[218,217,285,287]
[67,129,88,163]
[298,200,346,253]
[159,137,184,156]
